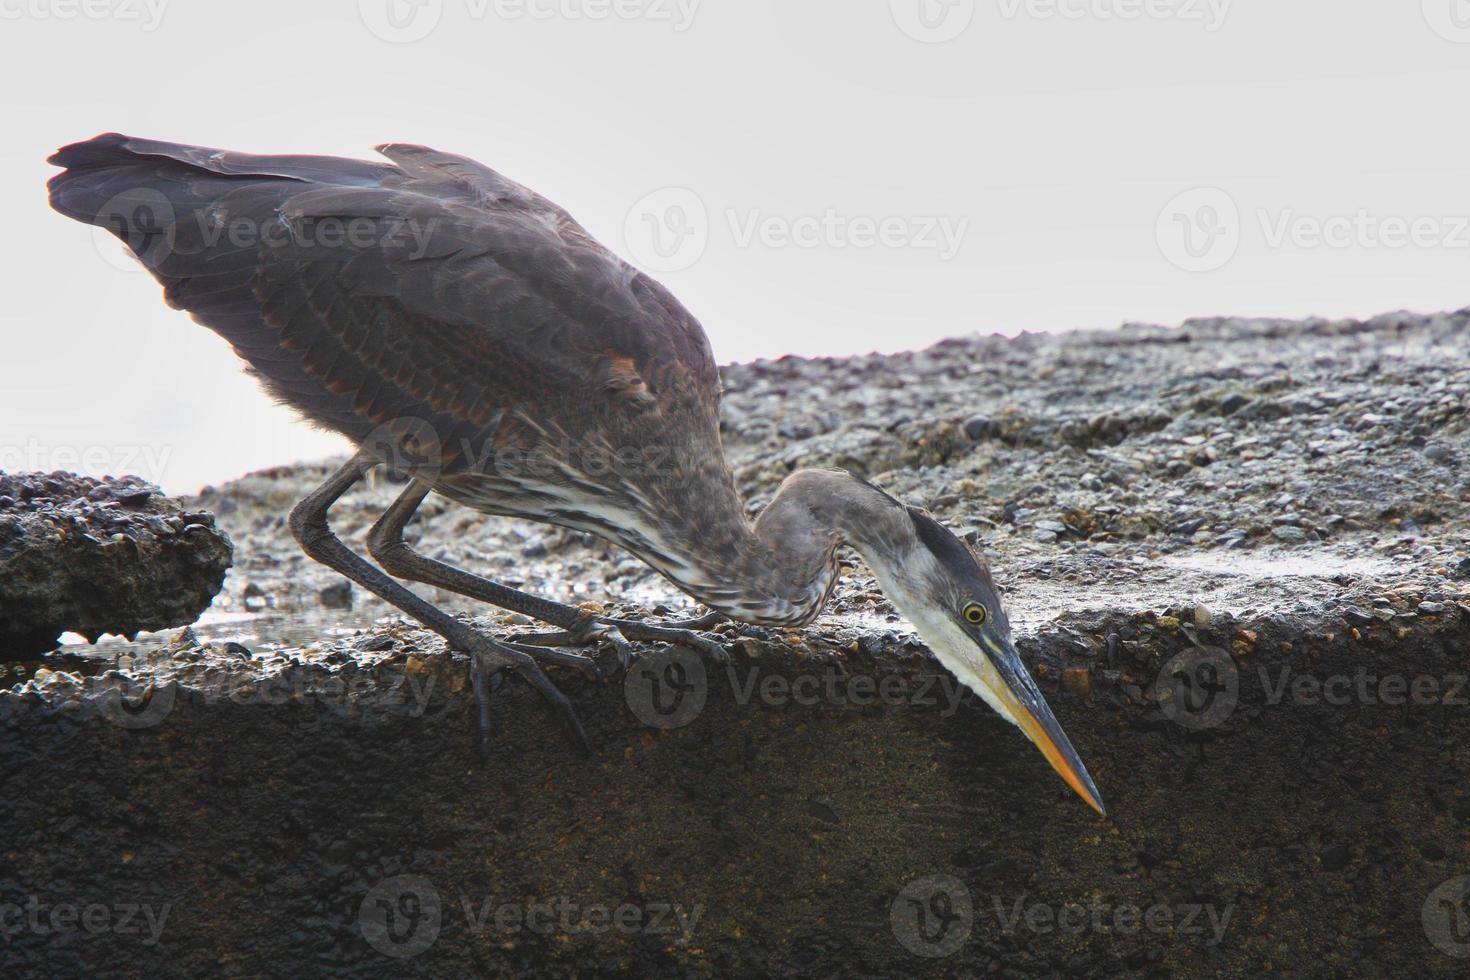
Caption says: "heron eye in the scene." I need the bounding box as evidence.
[962,602,987,625]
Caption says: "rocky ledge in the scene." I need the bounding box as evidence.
[0,472,232,658]
[1,310,1468,978]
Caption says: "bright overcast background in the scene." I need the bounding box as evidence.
[3,1,1468,494]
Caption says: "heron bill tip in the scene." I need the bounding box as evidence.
[982,635,1107,817]
[1013,707,1108,817]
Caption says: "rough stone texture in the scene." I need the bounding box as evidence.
[2,310,1469,977]
[0,472,233,658]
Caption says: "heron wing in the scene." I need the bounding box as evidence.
[47,134,720,470]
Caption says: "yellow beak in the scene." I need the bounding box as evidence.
[981,633,1107,816]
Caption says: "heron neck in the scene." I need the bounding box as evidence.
[691,468,907,626]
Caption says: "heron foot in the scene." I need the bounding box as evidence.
[616,622,729,665]
[462,634,592,760]
[512,620,636,671]
[609,611,726,633]
[514,612,729,669]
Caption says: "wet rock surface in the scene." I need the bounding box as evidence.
[3,310,1469,977]
[0,472,232,658]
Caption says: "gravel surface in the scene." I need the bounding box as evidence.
[165,307,1469,645]
[2,309,1469,978]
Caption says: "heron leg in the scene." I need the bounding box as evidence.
[366,484,728,665]
[289,453,590,757]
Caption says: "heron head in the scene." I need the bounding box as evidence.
[862,500,1106,816]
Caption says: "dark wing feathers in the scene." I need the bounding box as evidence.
[375,142,578,225]
[46,133,720,472]
[49,131,395,186]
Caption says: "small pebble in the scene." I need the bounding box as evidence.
[963,415,995,440]
[1220,393,1251,415]
[1061,668,1091,697]
[319,581,354,610]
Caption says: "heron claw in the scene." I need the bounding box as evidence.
[615,622,730,664]
[511,619,634,672]
[466,637,592,758]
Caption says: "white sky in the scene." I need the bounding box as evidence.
[3,0,1468,494]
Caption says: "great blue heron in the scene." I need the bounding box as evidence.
[47,134,1105,815]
